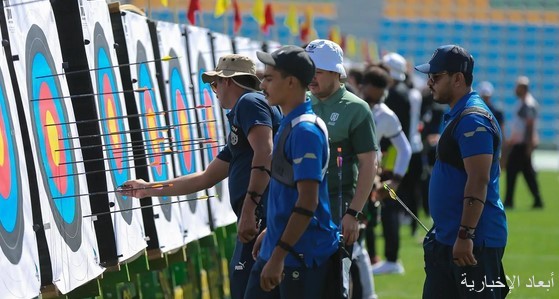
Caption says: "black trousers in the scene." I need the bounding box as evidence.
[366,197,400,262]
[504,143,543,207]
[399,152,425,235]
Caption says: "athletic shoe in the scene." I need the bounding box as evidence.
[372,261,405,275]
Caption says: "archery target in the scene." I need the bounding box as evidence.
[0,72,24,264]
[26,25,82,251]
[94,23,134,223]
[82,0,145,263]
[6,0,103,293]
[155,21,211,243]
[187,25,236,228]
[0,27,41,298]
[120,10,183,252]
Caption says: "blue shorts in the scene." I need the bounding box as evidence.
[422,229,509,299]
[244,257,332,299]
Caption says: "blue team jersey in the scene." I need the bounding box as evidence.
[429,92,507,247]
[259,100,339,267]
[217,92,282,216]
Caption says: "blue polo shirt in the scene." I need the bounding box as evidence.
[217,92,282,216]
[429,92,507,247]
[259,100,339,267]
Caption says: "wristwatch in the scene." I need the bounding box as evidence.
[345,208,364,221]
[458,227,475,240]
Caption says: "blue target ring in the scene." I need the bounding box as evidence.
[94,23,133,223]
[168,49,199,213]
[197,56,219,162]
[0,68,24,264]
[136,41,172,220]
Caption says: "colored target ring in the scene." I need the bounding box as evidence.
[94,23,133,224]
[196,54,219,161]
[168,48,198,213]
[0,69,24,264]
[136,41,172,221]
[26,24,81,251]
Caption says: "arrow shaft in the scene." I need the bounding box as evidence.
[83,195,213,218]
[58,119,216,141]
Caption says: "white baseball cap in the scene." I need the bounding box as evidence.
[305,39,347,78]
[382,52,407,81]
[516,76,530,86]
[477,81,494,97]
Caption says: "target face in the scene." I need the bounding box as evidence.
[168,48,199,213]
[26,24,81,251]
[136,41,172,220]
[94,23,133,224]
[0,69,24,264]
[197,54,219,161]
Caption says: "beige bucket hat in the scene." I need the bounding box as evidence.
[201,54,261,91]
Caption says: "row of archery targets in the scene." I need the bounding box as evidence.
[0,0,279,298]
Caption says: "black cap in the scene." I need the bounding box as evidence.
[257,45,315,86]
[415,45,474,75]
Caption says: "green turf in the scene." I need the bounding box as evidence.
[373,171,559,299]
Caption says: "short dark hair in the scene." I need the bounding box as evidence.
[362,64,391,88]
[348,68,364,85]
[463,72,473,86]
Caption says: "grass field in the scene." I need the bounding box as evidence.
[373,171,559,299]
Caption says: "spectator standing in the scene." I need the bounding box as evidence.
[504,76,544,209]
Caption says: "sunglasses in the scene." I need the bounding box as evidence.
[428,72,449,83]
[210,81,218,93]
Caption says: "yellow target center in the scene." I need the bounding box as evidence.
[106,99,119,144]
[45,111,60,166]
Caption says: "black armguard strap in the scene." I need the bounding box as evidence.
[247,191,263,207]
[464,196,485,207]
[251,165,271,176]
[292,206,314,218]
[277,240,306,266]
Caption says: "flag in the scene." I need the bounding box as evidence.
[328,25,341,45]
[346,35,357,58]
[161,0,168,7]
[253,0,265,27]
[369,41,380,62]
[233,0,242,34]
[361,39,370,62]
[299,8,313,43]
[187,0,200,25]
[262,3,275,34]
[284,4,299,36]
[214,0,230,17]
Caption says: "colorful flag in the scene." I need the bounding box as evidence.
[369,41,380,62]
[187,0,200,25]
[262,3,275,34]
[233,0,242,34]
[214,0,231,17]
[346,34,357,58]
[284,4,299,36]
[299,8,313,42]
[328,25,341,45]
[361,39,370,62]
[253,0,265,27]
